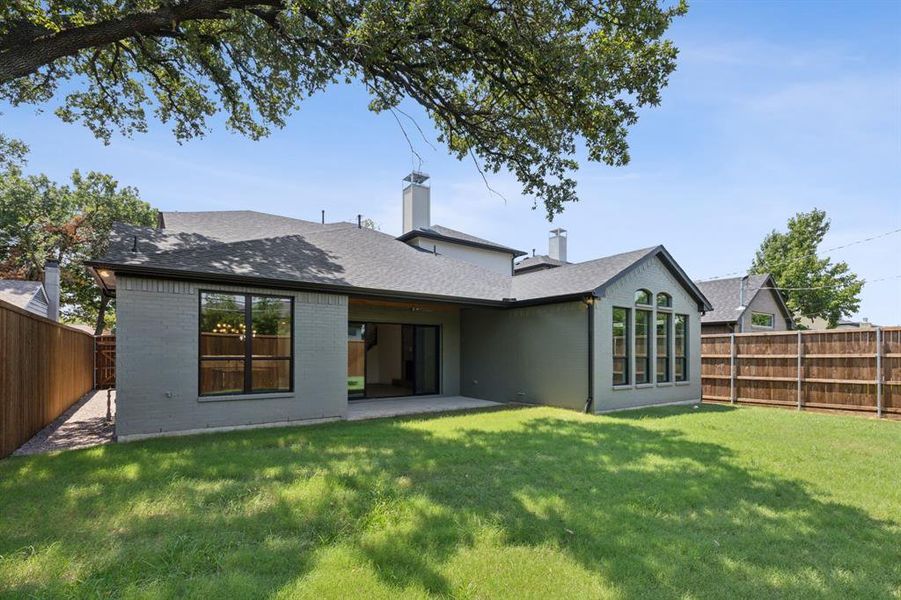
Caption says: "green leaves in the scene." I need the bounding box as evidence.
[750,209,864,328]
[1,0,686,218]
[0,148,157,327]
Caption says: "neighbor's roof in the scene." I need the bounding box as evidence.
[89,211,710,309]
[0,279,47,311]
[695,274,790,324]
[397,225,527,257]
[513,254,568,274]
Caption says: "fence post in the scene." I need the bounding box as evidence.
[876,327,883,418]
[729,333,736,404]
[797,330,803,411]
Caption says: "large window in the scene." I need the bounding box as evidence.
[635,309,652,384]
[199,292,293,396]
[656,312,671,383]
[674,314,688,382]
[612,307,630,386]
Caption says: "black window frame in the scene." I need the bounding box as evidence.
[634,308,652,384]
[635,289,652,305]
[612,307,630,386]
[656,292,672,308]
[198,291,295,397]
[674,314,688,382]
[346,321,441,399]
[656,311,671,383]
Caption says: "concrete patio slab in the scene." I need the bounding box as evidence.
[347,396,502,421]
[14,390,116,456]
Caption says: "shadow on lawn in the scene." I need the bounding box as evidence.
[0,407,897,598]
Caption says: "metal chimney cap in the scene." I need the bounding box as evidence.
[549,228,567,236]
[403,171,430,185]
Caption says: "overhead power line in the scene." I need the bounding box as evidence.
[760,274,901,291]
[702,227,901,281]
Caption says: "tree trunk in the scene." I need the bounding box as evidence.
[94,293,110,336]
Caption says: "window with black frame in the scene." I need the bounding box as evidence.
[612,307,630,386]
[199,292,293,396]
[656,312,671,382]
[635,309,652,384]
[674,314,688,382]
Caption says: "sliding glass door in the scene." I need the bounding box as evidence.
[347,322,440,399]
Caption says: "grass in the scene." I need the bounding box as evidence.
[0,404,899,599]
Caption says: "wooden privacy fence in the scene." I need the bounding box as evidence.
[702,327,901,417]
[0,299,95,458]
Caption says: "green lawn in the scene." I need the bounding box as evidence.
[1,405,899,599]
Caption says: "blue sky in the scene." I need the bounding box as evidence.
[3,0,900,323]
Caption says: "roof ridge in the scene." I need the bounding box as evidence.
[514,245,658,278]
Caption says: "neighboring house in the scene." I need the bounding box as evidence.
[0,261,60,320]
[87,172,712,441]
[695,274,794,334]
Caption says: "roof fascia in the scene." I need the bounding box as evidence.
[397,229,527,257]
[86,261,510,307]
[594,246,714,313]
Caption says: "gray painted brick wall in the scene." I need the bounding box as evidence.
[594,256,703,411]
[116,276,348,438]
[461,301,589,410]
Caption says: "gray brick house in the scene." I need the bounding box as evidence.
[88,173,712,440]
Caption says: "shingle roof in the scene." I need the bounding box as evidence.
[161,210,354,242]
[513,254,567,274]
[695,274,772,323]
[90,211,709,308]
[0,280,45,310]
[397,224,527,257]
[510,248,658,301]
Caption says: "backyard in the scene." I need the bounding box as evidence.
[0,404,898,599]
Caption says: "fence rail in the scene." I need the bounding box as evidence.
[1,299,95,458]
[702,327,901,417]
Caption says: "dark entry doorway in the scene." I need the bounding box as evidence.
[347,322,439,399]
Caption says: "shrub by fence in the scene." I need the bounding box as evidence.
[702,327,900,417]
[1,299,95,458]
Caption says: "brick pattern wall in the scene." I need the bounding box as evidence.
[116,276,348,438]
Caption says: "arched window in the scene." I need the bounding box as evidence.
[634,289,652,305]
[656,292,672,308]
